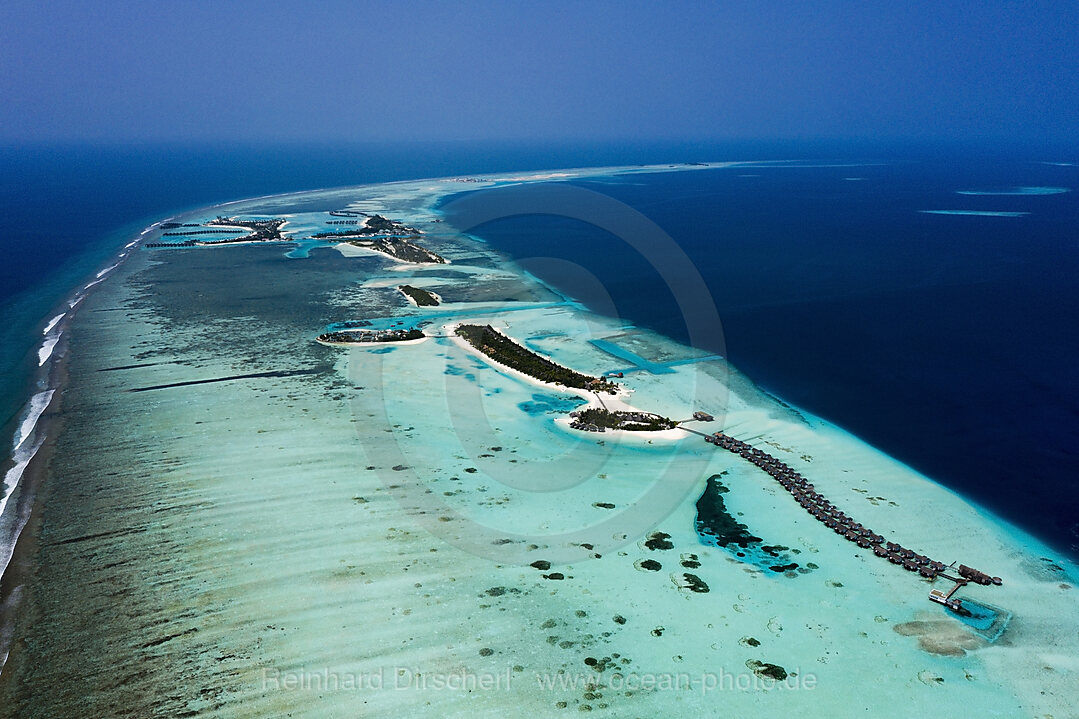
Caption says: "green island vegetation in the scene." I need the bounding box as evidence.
[398,285,440,306]
[317,328,424,345]
[343,237,446,264]
[569,407,678,432]
[455,324,618,393]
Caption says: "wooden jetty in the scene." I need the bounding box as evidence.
[145,240,198,248]
[702,431,1002,596]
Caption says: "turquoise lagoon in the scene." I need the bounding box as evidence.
[0,166,1077,717]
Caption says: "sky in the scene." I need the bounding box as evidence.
[1,0,1076,144]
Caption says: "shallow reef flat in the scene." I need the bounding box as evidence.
[1,167,1077,718]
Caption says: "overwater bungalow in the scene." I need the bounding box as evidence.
[701,427,1003,598]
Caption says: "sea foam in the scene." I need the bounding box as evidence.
[956,186,1069,196]
[1,408,50,596]
[96,262,120,279]
[42,313,64,335]
[14,390,54,451]
[37,336,59,367]
[0,455,32,534]
[919,210,1029,217]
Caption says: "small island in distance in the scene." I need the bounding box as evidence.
[398,285,440,306]
[146,212,447,264]
[316,328,425,346]
[568,407,677,432]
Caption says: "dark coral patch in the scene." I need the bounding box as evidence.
[644,531,674,551]
[695,474,808,575]
[680,573,710,593]
[695,475,761,548]
[746,660,787,681]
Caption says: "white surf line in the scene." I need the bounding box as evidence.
[96,262,121,279]
[0,390,53,524]
[0,432,50,580]
[919,210,1030,217]
[37,336,60,367]
[42,313,65,335]
[956,187,1070,196]
[0,458,31,550]
[0,433,46,677]
[13,390,54,451]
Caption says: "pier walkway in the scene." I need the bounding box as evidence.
[699,430,1002,592]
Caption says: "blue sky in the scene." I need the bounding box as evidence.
[1,1,1076,143]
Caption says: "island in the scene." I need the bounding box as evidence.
[310,214,422,239]
[398,285,440,306]
[204,216,287,243]
[316,328,424,346]
[149,212,448,264]
[454,324,618,393]
[145,217,287,248]
[314,215,445,263]
[568,407,677,432]
[339,237,446,263]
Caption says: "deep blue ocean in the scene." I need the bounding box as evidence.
[2,140,1077,558]
[440,148,1079,557]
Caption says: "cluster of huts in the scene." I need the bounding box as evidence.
[617,410,667,424]
[705,432,1001,585]
[957,564,1002,586]
[145,239,198,248]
